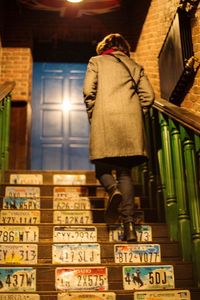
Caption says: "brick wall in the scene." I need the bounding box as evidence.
[134,0,200,116]
[1,47,32,101]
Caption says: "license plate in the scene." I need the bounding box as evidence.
[54,211,92,224]
[58,292,116,300]
[3,197,40,210]
[53,174,86,185]
[0,244,37,264]
[0,267,36,292]
[5,187,40,199]
[0,211,40,224]
[55,267,108,291]
[123,265,174,290]
[114,244,161,264]
[10,174,43,185]
[54,187,88,198]
[134,290,191,300]
[0,294,40,300]
[109,225,152,242]
[53,226,97,243]
[53,244,101,264]
[0,226,39,243]
[53,197,91,210]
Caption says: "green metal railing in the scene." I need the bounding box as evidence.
[0,81,15,183]
[143,98,200,287]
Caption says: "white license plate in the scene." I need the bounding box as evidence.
[53,197,91,210]
[3,197,40,210]
[53,174,86,185]
[53,244,101,264]
[53,226,97,243]
[58,292,116,300]
[134,290,191,300]
[0,244,37,264]
[54,211,92,224]
[0,211,40,224]
[54,187,88,198]
[0,294,40,300]
[109,225,152,242]
[5,187,40,198]
[114,244,161,264]
[0,267,36,292]
[10,174,43,185]
[55,267,108,291]
[0,226,39,243]
[123,265,174,290]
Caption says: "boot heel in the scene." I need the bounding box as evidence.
[123,222,137,242]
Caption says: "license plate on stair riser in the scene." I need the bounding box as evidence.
[3,197,40,210]
[54,211,92,224]
[0,294,40,300]
[0,226,39,243]
[123,265,174,290]
[114,244,161,264]
[134,290,191,300]
[5,187,40,198]
[55,267,108,291]
[10,174,43,185]
[0,211,40,224]
[53,226,97,243]
[109,225,152,242]
[53,197,91,210]
[53,174,86,185]
[0,268,36,292]
[54,187,88,198]
[53,244,101,264]
[58,292,116,300]
[0,244,38,264]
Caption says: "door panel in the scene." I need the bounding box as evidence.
[31,62,93,170]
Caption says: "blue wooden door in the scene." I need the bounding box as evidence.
[31,63,93,170]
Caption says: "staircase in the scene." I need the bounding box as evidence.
[0,170,199,300]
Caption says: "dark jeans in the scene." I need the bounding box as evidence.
[95,159,134,223]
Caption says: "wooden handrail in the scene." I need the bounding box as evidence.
[154,98,200,134]
[0,81,15,103]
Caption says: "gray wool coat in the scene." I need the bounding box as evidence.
[83,51,155,162]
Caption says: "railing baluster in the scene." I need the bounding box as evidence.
[159,112,178,241]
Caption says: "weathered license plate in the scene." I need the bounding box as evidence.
[0,294,40,300]
[0,244,37,264]
[53,243,101,264]
[58,292,116,300]
[3,197,40,210]
[54,211,92,224]
[53,197,91,210]
[5,187,40,199]
[54,187,88,198]
[114,244,161,264]
[53,226,97,243]
[134,290,191,300]
[10,174,43,185]
[0,211,40,224]
[0,267,36,292]
[109,225,152,242]
[0,226,39,243]
[123,265,175,290]
[54,174,86,185]
[55,267,108,291]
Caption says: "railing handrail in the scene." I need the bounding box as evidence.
[154,98,200,134]
[0,81,15,103]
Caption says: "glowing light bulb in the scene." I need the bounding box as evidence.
[67,0,83,3]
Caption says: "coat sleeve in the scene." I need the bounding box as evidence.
[136,68,155,113]
[83,58,98,123]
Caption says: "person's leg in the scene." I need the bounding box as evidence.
[116,167,137,242]
[95,160,122,223]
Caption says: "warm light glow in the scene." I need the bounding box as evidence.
[67,0,83,3]
[62,99,71,111]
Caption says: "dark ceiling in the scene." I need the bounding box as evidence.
[0,0,152,62]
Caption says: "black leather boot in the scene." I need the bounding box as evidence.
[123,222,137,242]
[104,186,122,223]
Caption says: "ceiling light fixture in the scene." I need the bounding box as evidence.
[67,0,83,3]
